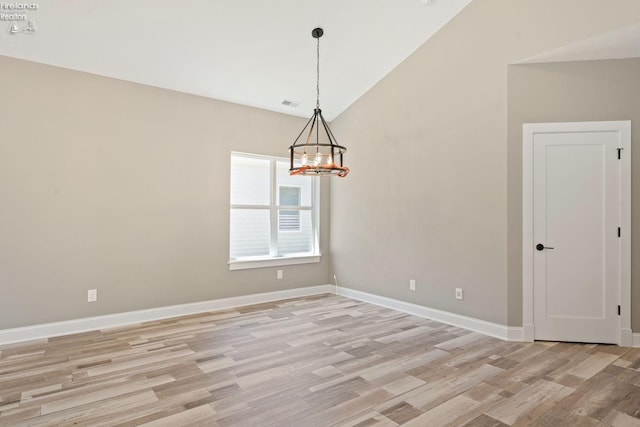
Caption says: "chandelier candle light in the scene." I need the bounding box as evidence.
[289,27,349,177]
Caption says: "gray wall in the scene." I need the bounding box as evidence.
[507,58,640,330]
[3,0,640,333]
[0,56,330,330]
[330,0,640,326]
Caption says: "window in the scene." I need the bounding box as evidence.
[229,152,319,270]
[278,186,301,231]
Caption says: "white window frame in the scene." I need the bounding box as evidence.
[229,152,320,270]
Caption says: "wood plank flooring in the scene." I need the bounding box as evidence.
[1,294,639,426]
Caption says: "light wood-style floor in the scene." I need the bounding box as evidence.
[1,295,639,427]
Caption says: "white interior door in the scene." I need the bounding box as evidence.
[524,122,630,345]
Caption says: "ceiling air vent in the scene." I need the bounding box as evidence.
[281,100,299,108]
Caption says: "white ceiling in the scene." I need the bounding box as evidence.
[0,0,472,120]
[517,23,640,64]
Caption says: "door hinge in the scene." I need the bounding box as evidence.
[618,148,623,159]
[618,227,621,238]
[618,305,621,316]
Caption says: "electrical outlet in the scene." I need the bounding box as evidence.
[277,270,283,280]
[88,289,97,303]
[409,279,416,291]
[455,288,463,300]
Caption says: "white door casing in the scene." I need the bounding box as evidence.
[523,121,631,346]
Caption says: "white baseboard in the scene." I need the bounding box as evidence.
[337,287,525,342]
[634,333,640,348]
[3,284,630,348]
[0,285,335,346]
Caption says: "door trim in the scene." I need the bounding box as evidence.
[522,121,631,346]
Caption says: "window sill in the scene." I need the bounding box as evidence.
[228,254,321,271]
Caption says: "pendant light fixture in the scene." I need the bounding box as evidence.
[289,28,349,177]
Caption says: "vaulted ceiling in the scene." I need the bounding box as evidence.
[0,0,472,120]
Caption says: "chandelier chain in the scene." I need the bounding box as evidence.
[316,35,320,109]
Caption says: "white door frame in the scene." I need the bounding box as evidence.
[522,121,631,346]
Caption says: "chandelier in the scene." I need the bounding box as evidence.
[289,28,349,177]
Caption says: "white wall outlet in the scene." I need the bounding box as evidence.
[88,289,97,303]
[455,288,463,300]
[409,279,416,291]
[277,270,283,280]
